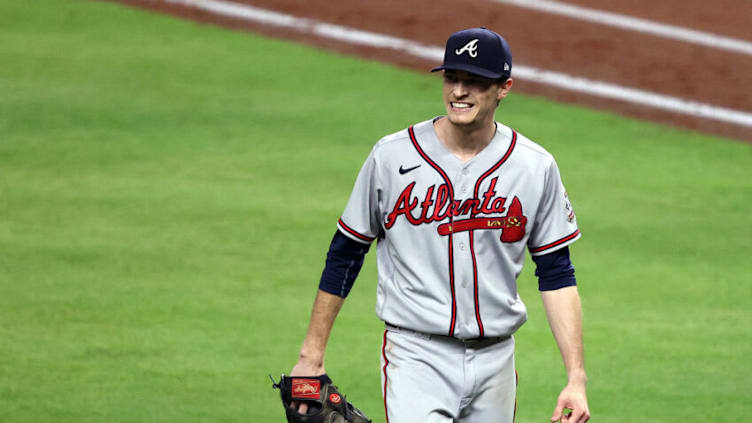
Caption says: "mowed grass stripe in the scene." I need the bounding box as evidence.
[0,1,750,422]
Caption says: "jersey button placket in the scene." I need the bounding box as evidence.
[460,167,470,195]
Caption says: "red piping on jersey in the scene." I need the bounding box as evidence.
[473,130,517,198]
[470,129,517,337]
[408,125,458,337]
[381,330,390,423]
[468,231,482,335]
[338,218,376,242]
[529,229,581,253]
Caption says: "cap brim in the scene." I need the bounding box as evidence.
[431,63,507,79]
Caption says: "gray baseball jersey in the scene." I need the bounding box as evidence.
[337,118,580,339]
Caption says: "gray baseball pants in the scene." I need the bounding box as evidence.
[380,324,517,423]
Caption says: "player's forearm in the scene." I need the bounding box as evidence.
[541,286,587,384]
[298,289,346,368]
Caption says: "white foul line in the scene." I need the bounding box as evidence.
[494,0,752,57]
[165,0,752,128]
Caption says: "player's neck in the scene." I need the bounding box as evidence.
[434,117,496,163]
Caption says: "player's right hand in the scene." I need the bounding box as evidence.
[289,360,326,415]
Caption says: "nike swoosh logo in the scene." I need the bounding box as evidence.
[399,164,421,175]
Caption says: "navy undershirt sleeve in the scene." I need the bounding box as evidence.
[318,230,371,298]
[532,246,577,291]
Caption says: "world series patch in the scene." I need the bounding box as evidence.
[563,191,576,222]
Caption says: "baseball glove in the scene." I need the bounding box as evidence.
[271,374,371,423]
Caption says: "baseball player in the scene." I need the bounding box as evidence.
[289,27,590,423]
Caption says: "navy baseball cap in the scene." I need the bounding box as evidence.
[431,27,512,79]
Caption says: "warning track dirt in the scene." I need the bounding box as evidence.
[110,0,752,141]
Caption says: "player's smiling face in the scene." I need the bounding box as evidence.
[442,70,512,128]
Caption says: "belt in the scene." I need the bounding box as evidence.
[385,323,509,349]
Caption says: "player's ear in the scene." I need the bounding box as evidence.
[497,77,513,101]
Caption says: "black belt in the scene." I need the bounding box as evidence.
[385,323,509,349]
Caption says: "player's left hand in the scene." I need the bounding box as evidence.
[551,381,590,423]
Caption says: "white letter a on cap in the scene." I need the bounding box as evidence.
[455,39,479,58]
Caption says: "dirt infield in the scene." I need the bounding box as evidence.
[111,0,752,142]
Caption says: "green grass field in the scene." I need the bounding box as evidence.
[1,0,751,421]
